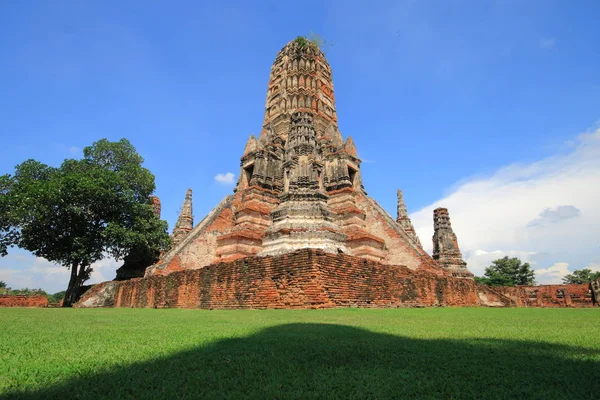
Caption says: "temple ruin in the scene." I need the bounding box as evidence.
[76,37,595,309]
[144,37,452,277]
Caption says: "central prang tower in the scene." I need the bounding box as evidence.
[144,37,472,280]
[238,38,359,196]
[262,37,340,153]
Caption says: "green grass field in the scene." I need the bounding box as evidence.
[1,308,599,399]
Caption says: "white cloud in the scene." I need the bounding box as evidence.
[214,172,236,184]
[535,262,570,284]
[540,38,556,49]
[0,251,120,293]
[411,127,600,284]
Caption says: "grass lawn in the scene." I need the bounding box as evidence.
[1,308,599,399]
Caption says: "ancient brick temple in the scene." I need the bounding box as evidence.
[142,37,469,279]
[79,37,540,309]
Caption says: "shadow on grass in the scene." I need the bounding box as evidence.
[6,323,599,399]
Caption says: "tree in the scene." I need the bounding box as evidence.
[477,256,536,286]
[0,280,6,288]
[0,174,19,257]
[48,291,66,303]
[562,268,600,284]
[1,138,170,306]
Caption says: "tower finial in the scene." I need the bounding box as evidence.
[172,188,193,246]
[395,189,422,247]
[261,38,337,139]
[397,189,407,220]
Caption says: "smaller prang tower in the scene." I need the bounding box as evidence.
[396,189,422,247]
[432,208,473,278]
[172,189,193,246]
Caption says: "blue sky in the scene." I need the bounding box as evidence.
[1,0,599,292]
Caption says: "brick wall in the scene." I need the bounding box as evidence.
[0,295,48,308]
[493,284,594,307]
[77,249,482,309]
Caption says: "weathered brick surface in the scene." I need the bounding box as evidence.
[77,249,481,309]
[0,295,48,307]
[493,284,594,308]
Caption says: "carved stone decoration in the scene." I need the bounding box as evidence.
[396,189,422,247]
[260,112,348,256]
[432,207,474,279]
[172,188,193,246]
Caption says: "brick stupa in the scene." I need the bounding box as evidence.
[145,37,463,278]
[78,38,486,309]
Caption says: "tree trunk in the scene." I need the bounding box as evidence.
[62,263,79,307]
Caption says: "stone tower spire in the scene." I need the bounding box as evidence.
[172,188,193,246]
[396,189,422,247]
[432,208,473,279]
[261,37,338,141]
[260,111,347,255]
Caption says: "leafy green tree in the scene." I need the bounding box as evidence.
[477,256,536,286]
[1,138,170,306]
[473,276,492,285]
[562,268,600,284]
[48,291,66,303]
[0,280,8,295]
[0,174,19,257]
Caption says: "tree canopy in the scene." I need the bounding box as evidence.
[475,256,536,286]
[562,268,600,284]
[0,138,170,306]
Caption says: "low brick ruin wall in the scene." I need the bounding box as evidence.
[77,249,484,309]
[493,284,594,307]
[0,295,49,308]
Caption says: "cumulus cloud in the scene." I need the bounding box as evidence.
[540,38,556,49]
[0,251,120,293]
[535,262,570,284]
[214,172,236,184]
[410,127,600,283]
[527,205,581,227]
